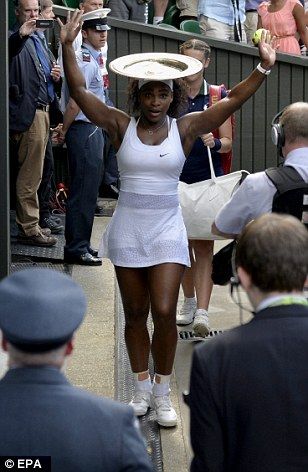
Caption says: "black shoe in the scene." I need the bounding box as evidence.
[95,205,105,217]
[100,183,119,200]
[64,252,102,266]
[40,216,64,234]
[88,247,99,257]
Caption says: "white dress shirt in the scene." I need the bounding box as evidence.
[215,148,308,235]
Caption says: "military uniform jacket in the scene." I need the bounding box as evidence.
[0,367,152,471]
[190,304,308,472]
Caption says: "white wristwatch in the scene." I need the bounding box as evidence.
[256,63,271,75]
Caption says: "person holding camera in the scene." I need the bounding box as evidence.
[9,0,61,247]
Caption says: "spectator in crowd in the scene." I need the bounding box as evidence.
[59,10,276,427]
[257,0,308,55]
[0,268,152,472]
[40,0,55,18]
[245,0,263,45]
[177,0,198,23]
[59,10,109,266]
[299,0,308,54]
[152,0,169,24]
[9,0,61,247]
[190,213,308,472]
[153,0,197,25]
[37,0,64,234]
[107,0,149,23]
[177,39,232,337]
[198,0,247,42]
[212,101,308,238]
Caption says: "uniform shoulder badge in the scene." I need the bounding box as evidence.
[82,51,91,63]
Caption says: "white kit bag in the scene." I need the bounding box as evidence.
[178,147,249,240]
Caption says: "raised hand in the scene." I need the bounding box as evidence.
[19,19,37,37]
[57,9,84,45]
[258,30,276,69]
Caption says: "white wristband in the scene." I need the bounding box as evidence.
[256,63,271,75]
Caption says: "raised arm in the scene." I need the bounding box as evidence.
[293,4,308,49]
[178,31,276,156]
[9,19,37,59]
[57,10,129,151]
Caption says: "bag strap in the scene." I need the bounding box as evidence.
[265,166,307,193]
[207,146,217,180]
[207,84,222,179]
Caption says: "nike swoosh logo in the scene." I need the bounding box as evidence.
[160,153,169,157]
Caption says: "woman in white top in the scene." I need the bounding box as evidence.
[59,10,276,428]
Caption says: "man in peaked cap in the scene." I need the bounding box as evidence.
[59,9,112,266]
[57,1,119,227]
[82,7,111,29]
[0,268,152,472]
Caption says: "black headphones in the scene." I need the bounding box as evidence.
[271,110,285,150]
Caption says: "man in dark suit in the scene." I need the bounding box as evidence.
[0,268,152,472]
[190,213,308,472]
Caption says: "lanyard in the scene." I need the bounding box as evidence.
[269,296,308,307]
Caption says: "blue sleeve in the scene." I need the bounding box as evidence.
[221,87,228,99]
[9,30,29,59]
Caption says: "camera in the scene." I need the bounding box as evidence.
[36,19,54,28]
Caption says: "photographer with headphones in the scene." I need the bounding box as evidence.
[190,212,308,472]
[212,101,308,238]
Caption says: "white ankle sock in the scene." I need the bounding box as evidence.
[153,16,164,24]
[133,371,152,392]
[184,296,196,305]
[153,373,171,396]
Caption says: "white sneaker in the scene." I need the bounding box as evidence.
[152,394,177,427]
[176,299,197,325]
[193,309,210,337]
[129,390,151,417]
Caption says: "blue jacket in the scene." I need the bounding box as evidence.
[0,367,153,471]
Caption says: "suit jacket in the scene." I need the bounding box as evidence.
[0,367,152,471]
[190,304,308,472]
[9,23,60,132]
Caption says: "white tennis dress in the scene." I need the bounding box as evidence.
[99,116,190,267]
